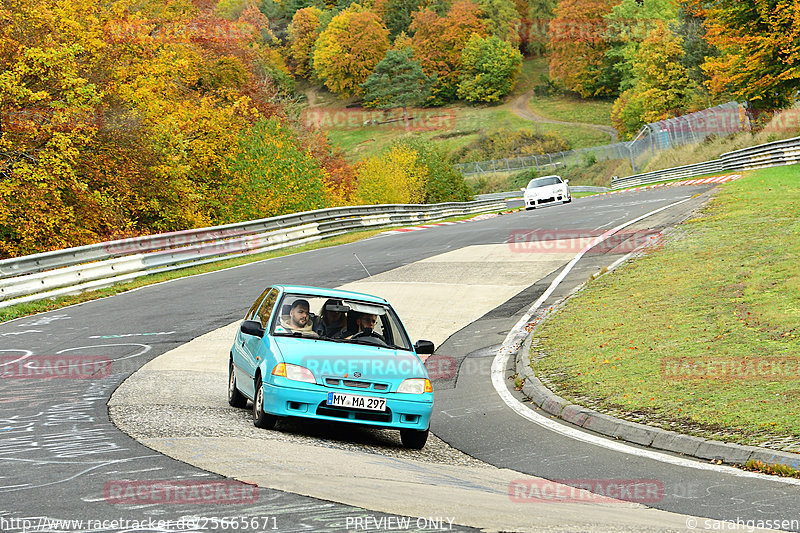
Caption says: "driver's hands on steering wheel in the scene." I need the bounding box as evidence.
[352,327,377,339]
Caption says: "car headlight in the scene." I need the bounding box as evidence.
[397,378,433,394]
[272,363,316,384]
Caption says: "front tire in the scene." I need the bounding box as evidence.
[400,428,429,449]
[253,377,277,429]
[228,359,247,408]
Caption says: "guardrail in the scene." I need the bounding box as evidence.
[475,185,610,201]
[0,199,507,308]
[611,135,800,189]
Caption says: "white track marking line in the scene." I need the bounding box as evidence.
[490,197,800,486]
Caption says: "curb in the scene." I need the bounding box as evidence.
[513,296,800,473]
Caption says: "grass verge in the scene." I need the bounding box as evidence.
[531,166,800,450]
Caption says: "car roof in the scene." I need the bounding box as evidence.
[272,284,388,304]
[532,175,561,180]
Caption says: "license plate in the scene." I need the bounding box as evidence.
[326,392,386,411]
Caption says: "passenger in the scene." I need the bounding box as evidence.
[314,299,347,338]
[280,299,318,337]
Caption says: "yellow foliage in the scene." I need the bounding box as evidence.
[354,145,427,205]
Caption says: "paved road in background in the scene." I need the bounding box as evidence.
[3,185,797,532]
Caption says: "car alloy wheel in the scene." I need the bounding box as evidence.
[228,360,247,408]
[252,377,277,429]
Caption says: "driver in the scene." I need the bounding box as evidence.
[281,299,318,337]
[338,312,384,341]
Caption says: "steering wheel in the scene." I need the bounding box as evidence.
[350,329,388,346]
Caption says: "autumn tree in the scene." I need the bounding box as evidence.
[521,0,556,55]
[391,138,473,202]
[354,144,427,205]
[548,0,620,97]
[409,0,487,103]
[313,5,390,97]
[702,0,800,109]
[360,48,435,128]
[475,0,522,45]
[220,119,332,221]
[604,0,678,92]
[611,25,699,136]
[457,34,522,102]
[288,6,323,78]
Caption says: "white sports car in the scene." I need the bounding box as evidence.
[522,175,571,209]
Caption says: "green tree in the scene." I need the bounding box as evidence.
[360,48,435,128]
[221,118,332,222]
[604,0,679,92]
[475,0,522,45]
[611,25,698,136]
[392,138,473,202]
[382,0,423,38]
[313,5,391,97]
[457,34,522,102]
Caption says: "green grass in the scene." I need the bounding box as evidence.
[320,57,615,162]
[327,106,612,162]
[531,166,800,448]
[528,95,614,126]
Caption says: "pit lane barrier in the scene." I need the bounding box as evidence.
[612,135,800,189]
[0,200,508,308]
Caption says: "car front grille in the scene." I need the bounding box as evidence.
[324,378,390,391]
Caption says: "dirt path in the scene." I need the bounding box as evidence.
[511,90,619,142]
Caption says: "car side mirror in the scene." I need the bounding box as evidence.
[414,340,435,354]
[520,187,526,191]
[240,320,265,338]
[565,179,570,184]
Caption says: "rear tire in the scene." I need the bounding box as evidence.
[253,377,277,429]
[400,428,429,449]
[228,359,247,408]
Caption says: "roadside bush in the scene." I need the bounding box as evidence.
[451,129,570,162]
[354,144,427,204]
[391,138,473,202]
[219,119,333,222]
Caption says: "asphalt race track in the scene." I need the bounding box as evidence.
[2,185,799,532]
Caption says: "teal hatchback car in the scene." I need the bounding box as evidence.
[228,285,436,449]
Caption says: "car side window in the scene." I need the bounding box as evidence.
[255,289,279,329]
[245,287,272,321]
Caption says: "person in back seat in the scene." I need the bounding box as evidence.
[314,299,347,338]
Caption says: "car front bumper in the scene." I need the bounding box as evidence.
[526,192,569,207]
[260,381,433,431]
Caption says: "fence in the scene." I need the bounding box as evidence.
[456,102,750,177]
[611,135,800,189]
[0,199,507,308]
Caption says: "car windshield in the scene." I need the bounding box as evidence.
[527,176,562,188]
[270,293,413,351]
